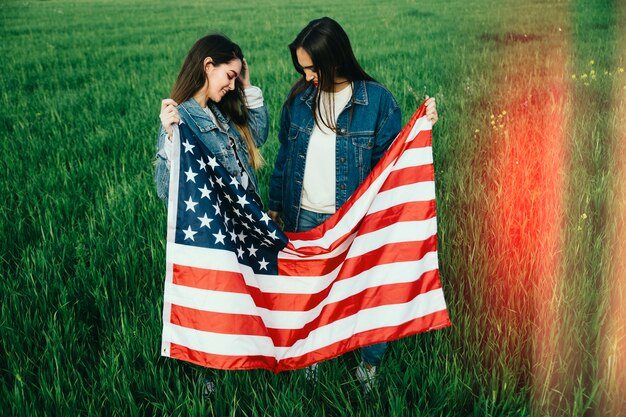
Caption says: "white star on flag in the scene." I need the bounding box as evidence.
[182,226,196,241]
[260,212,271,225]
[185,167,198,183]
[198,184,211,199]
[213,230,226,245]
[237,195,249,208]
[182,139,195,154]
[184,197,198,212]
[207,156,219,170]
[198,213,213,228]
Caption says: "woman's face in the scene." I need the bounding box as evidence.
[206,58,242,102]
[296,48,318,87]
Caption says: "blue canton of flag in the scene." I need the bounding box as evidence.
[173,122,288,274]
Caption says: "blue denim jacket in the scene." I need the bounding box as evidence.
[155,97,269,203]
[268,80,401,231]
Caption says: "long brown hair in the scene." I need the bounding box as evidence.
[171,34,263,169]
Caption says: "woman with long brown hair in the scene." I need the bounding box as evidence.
[156,34,268,205]
[155,34,268,396]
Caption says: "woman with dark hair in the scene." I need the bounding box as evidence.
[156,34,268,205]
[267,17,438,393]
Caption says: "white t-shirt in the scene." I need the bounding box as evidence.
[301,84,353,213]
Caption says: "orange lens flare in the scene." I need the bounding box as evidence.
[483,21,570,414]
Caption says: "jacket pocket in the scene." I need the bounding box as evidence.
[350,135,375,182]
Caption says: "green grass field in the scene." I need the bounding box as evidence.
[1,0,625,415]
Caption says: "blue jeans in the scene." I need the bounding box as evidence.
[293,208,388,367]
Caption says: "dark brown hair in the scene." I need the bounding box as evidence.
[287,17,375,132]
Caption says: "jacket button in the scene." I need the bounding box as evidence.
[340,157,346,163]
[340,184,346,190]
[339,128,346,134]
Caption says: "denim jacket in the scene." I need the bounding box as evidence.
[268,80,401,231]
[155,96,269,203]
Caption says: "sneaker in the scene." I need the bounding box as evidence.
[200,376,216,398]
[355,361,377,395]
[305,363,319,385]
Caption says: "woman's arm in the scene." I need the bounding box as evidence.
[241,59,269,147]
[244,86,269,148]
[371,98,402,169]
[268,104,290,213]
[155,125,172,201]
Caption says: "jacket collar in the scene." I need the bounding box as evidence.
[301,79,369,108]
[179,98,230,132]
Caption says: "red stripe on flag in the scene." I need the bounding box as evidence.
[169,307,450,373]
[357,200,436,235]
[170,305,268,336]
[171,238,437,313]
[279,234,437,279]
[168,269,442,347]
[268,269,444,347]
[275,308,451,372]
[173,265,246,294]
[169,343,277,371]
[379,164,435,193]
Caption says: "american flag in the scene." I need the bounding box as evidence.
[160,103,451,372]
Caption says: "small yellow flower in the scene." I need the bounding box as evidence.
[502,110,507,115]
[619,68,624,73]
[491,120,496,125]
[581,73,588,79]
[584,82,590,86]
[571,74,577,79]
[604,71,609,75]
[591,74,596,80]
[589,60,595,65]
[475,129,480,133]
[499,124,504,128]
[490,114,495,119]
[581,213,588,220]
[590,69,596,75]
[623,86,626,90]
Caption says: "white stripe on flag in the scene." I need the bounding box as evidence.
[368,182,435,214]
[406,116,432,143]
[162,288,447,359]
[346,217,437,259]
[164,251,440,328]
[168,220,438,294]
[287,180,435,249]
[390,147,433,171]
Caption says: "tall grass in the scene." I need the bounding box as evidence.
[0,0,624,415]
